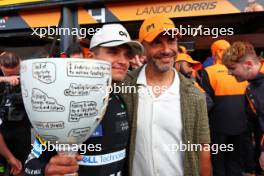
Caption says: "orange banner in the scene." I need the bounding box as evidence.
[108,0,240,21]
[1,0,263,29]
[20,8,60,27]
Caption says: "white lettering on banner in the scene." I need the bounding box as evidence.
[88,8,106,23]
[78,149,126,166]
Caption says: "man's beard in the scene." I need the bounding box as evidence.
[179,67,192,78]
[148,51,177,72]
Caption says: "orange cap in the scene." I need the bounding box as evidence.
[139,15,180,43]
[211,39,230,55]
[178,45,187,54]
[176,53,202,71]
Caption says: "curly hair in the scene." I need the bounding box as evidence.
[222,41,257,67]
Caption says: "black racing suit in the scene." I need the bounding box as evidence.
[24,93,130,176]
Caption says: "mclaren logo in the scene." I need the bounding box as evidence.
[146,23,155,32]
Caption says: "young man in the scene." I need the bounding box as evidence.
[0,52,31,176]
[0,64,22,176]
[201,40,250,176]
[222,41,264,172]
[24,24,143,176]
[123,15,211,176]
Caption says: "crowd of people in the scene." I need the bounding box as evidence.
[0,15,263,176]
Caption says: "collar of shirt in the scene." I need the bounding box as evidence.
[250,64,264,83]
[136,64,180,96]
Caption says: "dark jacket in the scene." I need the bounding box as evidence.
[245,62,264,150]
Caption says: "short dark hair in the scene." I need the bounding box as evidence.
[0,52,20,68]
[66,43,83,57]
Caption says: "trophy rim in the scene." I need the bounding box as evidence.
[21,58,111,66]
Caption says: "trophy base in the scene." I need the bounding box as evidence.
[57,144,80,176]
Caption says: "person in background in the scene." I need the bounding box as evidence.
[0,52,31,176]
[223,41,264,176]
[66,43,84,58]
[244,0,264,12]
[202,40,230,69]
[178,45,188,54]
[201,40,251,176]
[211,39,231,64]
[129,54,146,70]
[175,53,202,80]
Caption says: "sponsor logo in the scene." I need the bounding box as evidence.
[78,149,126,166]
[25,168,41,175]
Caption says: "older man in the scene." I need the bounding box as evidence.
[123,15,211,176]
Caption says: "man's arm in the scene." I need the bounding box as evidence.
[0,133,22,175]
[196,88,212,176]
[24,136,81,176]
[200,145,211,176]
[0,76,20,86]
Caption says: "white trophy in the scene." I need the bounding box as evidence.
[20,58,112,176]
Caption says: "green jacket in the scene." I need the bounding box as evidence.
[122,67,211,176]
